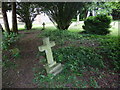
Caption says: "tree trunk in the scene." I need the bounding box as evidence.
[84,10,88,19]
[1,2,10,34]
[25,19,32,30]
[0,23,4,32]
[12,2,18,33]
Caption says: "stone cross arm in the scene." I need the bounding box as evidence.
[49,41,55,47]
[38,41,55,52]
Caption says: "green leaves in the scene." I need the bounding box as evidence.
[83,14,112,35]
[53,46,104,72]
[43,2,84,30]
[2,32,19,50]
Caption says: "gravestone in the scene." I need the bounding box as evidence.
[75,13,80,26]
[38,37,63,76]
[42,22,45,30]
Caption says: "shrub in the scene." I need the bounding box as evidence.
[82,14,112,35]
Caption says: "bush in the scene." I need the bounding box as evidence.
[82,14,112,35]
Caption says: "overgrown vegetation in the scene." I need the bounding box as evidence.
[2,32,20,69]
[2,32,18,50]
[34,29,119,88]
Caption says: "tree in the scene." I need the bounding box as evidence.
[1,2,10,34]
[0,23,4,32]
[16,2,39,30]
[78,2,92,20]
[12,2,18,33]
[42,2,84,30]
[111,2,120,20]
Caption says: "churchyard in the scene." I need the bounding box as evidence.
[2,21,119,88]
[1,2,119,88]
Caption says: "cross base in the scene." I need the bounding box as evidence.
[48,61,56,68]
[45,63,63,76]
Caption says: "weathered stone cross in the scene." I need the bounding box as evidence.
[38,37,56,67]
[38,37,62,76]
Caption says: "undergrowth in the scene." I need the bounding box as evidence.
[34,30,119,88]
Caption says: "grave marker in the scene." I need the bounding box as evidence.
[42,22,45,30]
[38,37,63,76]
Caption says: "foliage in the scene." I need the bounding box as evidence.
[16,2,39,30]
[2,58,17,69]
[98,36,120,71]
[33,70,91,88]
[111,2,120,20]
[33,28,119,88]
[2,32,20,69]
[39,29,119,71]
[2,48,20,69]
[2,32,19,50]
[42,2,84,30]
[39,29,81,46]
[53,46,104,72]
[88,2,114,15]
[82,14,112,35]
[87,2,120,19]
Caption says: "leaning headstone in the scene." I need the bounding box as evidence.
[38,37,63,76]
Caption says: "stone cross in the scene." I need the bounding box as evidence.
[38,37,56,67]
[38,37,63,76]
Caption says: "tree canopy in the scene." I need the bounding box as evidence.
[16,2,39,30]
[41,2,84,30]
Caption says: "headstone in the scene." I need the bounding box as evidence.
[75,13,80,26]
[77,13,80,22]
[38,37,63,76]
[42,22,45,30]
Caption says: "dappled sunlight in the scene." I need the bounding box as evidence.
[109,21,119,36]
